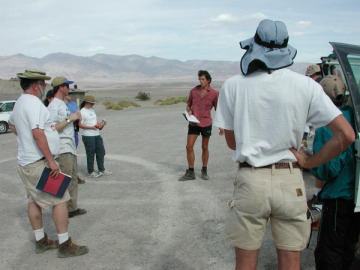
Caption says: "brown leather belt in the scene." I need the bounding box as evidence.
[239,162,300,169]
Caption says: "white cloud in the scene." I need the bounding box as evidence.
[292,31,306,36]
[245,12,267,21]
[296,21,312,29]
[28,34,57,44]
[87,46,105,53]
[212,13,239,23]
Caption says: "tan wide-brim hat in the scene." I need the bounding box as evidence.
[17,69,51,80]
[306,64,321,76]
[83,95,96,104]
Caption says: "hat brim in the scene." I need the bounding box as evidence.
[240,37,297,75]
[17,73,51,80]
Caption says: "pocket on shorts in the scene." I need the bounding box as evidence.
[280,181,307,218]
[232,173,265,214]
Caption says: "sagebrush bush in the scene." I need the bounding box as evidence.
[135,91,151,101]
[154,96,188,106]
[103,100,140,110]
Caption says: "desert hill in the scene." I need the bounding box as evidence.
[0,53,310,84]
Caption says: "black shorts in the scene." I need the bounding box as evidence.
[188,125,212,137]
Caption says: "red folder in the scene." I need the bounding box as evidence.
[36,167,72,198]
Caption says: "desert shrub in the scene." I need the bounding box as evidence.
[154,96,188,106]
[103,100,140,110]
[103,101,113,107]
[118,100,140,108]
[135,91,151,101]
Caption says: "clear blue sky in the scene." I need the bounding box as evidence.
[1,0,359,63]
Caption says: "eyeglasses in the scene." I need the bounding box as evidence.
[37,81,47,88]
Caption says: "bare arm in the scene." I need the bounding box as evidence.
[290,114,355,169]
[54,112,80,132]
[9,122,17,135]
[32,128,59,177]
[224,129,236,150]
[186,105,192,115]
[79,122,97,130]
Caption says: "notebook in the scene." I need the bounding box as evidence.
[36,167,72,198]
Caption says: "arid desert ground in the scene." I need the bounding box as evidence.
[0,78,349,270]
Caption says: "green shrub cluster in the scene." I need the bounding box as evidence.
[103,100,140,110]
[135,91,151,101]
[154,96,188,106]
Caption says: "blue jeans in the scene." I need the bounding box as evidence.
[82,135,106,174]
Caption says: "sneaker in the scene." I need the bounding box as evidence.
[307,194,323,208]
[88,171,100,178]
[178,169,196,181]
[98,170,112,177]
[36,233,58,254]
[201,169,209,180]
[78,177,86,184]
[68,208,87,218]
[58,237,89,258]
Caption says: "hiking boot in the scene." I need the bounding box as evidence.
[78,177,86,184]
[58,238,89,258]
[201,169,209,180]
[35,233,58,254]
[68,208,87,218]
[178,169,196,181]
[98,170,112,177]
[88,171,100,178]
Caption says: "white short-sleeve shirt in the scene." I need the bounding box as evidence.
[9,94,60,166]
[47,97,76,155]
[214,69,341,166]
[80,107,100,136]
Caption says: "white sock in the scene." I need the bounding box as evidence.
[34,228,45,241]
[314,188,322,196]
[58,232,69,244]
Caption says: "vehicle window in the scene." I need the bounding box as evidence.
[347,54,360,90]
[1,102,15,112]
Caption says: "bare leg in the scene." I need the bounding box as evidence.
[277,249,300,270]
[201,136,210,167]
[28,202,43,230]
[186,134,198,168]
[235,247,259,270]
[52,202,69,234]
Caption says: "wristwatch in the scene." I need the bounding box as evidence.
[66,118,71,123]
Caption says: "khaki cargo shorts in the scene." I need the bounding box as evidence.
[225,165,311,251]
[17,160,70,209]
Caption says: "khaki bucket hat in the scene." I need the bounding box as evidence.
[17,69,51,80]
[83,95,96,104]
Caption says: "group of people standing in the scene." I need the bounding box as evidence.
[7,18,360,268]
[179,19,360,270]
[9,71,111,258]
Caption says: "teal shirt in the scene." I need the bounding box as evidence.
[310,106,356,200]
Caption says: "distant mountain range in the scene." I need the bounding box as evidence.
[0,53,310,83]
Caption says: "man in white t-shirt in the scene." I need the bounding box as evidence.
[9,69,88,257]
[214,19,355,270]
[47,76,87,219]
